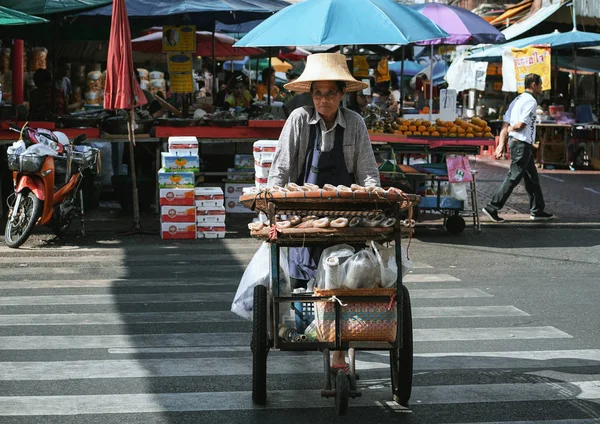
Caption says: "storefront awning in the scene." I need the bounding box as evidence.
[502,2,564,41]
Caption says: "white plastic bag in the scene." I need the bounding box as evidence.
[370,241,413,288]
[231,243,290,320]
[450,183,468,201]
[314,244,355,289]
[341,248,380,289]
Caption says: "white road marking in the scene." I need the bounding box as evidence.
[0,288,491,306]
[584,187,600,195]
[404,274,461,283]
[0,381,599,415]
[0,305,526,326]
[415,326,571,342]
[540,175,565,183]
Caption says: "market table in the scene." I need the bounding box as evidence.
[536,123,571,168]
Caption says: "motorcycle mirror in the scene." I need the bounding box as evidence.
[73,134,88,145]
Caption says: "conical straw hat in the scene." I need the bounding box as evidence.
[284,53,368,93]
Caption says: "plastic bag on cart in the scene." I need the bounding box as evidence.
[450,182,469,202]
[313,244,356,290]
[370,241,413,288]
[231,242,290,320]
[341,248,380,289]
[446,155,473,183]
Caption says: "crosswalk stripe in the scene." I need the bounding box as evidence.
[0,278,238,289]
[416,326,571,342]
[0,265,244,278]
[0,326,570,351]
[1,381,599,415]
[0,288,492,306]
[404,274,461,283]
[0,253,256,265]
[448,421,600,424]
[0,305,528,326]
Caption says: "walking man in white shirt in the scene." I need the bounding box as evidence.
[482,73,553,222]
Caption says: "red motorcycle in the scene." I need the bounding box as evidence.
[4,123,100,248]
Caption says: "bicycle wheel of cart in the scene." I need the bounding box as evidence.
[251,285,268,405]
[445,214,466,235]
[335,369,350,415]
[390,285,413,407]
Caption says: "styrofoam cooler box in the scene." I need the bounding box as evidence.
[160,188,195,206]
[225,183,254,198]
[161,206,196,223]
[225,198,248,213]
[253,140,278,154]
[197,206,226,223]
[197,224,226,239]
[158,169,194,188]
[195,187,224,201]
[161,152,200,172]
[168,136,198,155]
[161,223,197,240]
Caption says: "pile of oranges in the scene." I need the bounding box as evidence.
[388,117,493,138]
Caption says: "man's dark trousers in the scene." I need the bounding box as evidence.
[488,138,545,214]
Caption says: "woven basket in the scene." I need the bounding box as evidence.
[313,288,397,342]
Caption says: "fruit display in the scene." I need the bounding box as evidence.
[368,116,493,139]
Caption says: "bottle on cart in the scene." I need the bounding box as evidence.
[278,324,300,342]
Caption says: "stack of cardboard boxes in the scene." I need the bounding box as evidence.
[195,187,225,238]
[253,140,278,189]
[225,154,255,214]
[159,137,198,240]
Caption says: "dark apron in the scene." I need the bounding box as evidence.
[288,117,354,285]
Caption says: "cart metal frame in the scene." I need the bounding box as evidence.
[249,195,417,414]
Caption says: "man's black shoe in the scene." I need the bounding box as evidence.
[530,211,554,220]
[482,207,504,223]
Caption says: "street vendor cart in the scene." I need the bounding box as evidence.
[240,187,421,414]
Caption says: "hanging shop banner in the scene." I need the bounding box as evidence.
[162,25,196,53]
[511,46,551,93]
[168,54,193,74]
[171,73,194,93]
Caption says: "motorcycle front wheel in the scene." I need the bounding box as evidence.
[5,191,42,248]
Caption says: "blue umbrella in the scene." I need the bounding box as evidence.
[389,60,424,78]
[234,0,448,47]
[467,29,600,61]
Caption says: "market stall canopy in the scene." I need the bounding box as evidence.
[409,2,505,45]
[0,0,111,15]
[501,1,563,41]
[131,30,264,58]
[0,5,48,25]
[234,0,449,47]
[466,29,600,61]
[389,60,425,78]
[410,60,449,87]
[78,0,290,27]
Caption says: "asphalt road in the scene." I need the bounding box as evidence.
[0,227,599,424]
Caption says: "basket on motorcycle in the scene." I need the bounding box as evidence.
[7,153,47,173]
[71,146,101,174]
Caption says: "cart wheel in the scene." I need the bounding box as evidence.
[251,285,268,405]
[335,369,350,415]
[445,215,465,235]
[390,285,413,407]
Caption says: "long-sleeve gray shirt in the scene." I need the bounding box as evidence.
[267,106,380,187]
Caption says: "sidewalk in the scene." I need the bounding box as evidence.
[473,159,600,225]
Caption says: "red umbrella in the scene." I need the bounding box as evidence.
[104,0,147,110]
[104,0,147,232]
[132,30,264,58]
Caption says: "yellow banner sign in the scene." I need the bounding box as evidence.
[168,54,193,74]
[162,25,196,53]
[511,46,551,93]
[171,73,194,94]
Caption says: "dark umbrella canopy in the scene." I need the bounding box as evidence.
[0,0,111,15]
[0,5,48,25]
[79,0,290,26]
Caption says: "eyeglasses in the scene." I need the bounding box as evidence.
[312,90,340,101]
